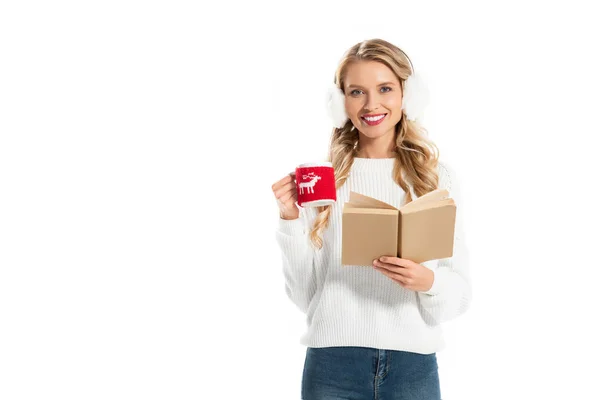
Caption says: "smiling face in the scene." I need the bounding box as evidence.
[343,60,403,140]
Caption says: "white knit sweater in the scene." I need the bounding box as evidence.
[274,158,471,354]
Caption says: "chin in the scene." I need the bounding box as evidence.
[360,126,391,138]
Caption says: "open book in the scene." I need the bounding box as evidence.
[341,189,456,265]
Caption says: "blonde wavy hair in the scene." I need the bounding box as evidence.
[309,38,440,249]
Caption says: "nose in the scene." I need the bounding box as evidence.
[363,92,382,112]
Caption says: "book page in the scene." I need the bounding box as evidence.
[400,188,449,212]
[401,198,455,214]
[343,207,398,216]
[348,191,397,210]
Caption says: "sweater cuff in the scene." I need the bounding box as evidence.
[421,267,449,296]
[278,216,305,236]
[277,201,308,236]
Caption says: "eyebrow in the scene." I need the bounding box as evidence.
[347,82,397,89]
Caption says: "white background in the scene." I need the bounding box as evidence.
[1,1,599,399]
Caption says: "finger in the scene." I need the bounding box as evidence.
[285,171,296,184]
[374,262,414,280]
[374,262,403,275]
[274,181,296,199]
[272,173,295,192]
[278,190,296,205]
[378,256,410,268]
[374,260,406,272]
[272,175,292,191]
[377,268,408,286]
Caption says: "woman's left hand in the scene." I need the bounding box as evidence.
[372,256,434,292]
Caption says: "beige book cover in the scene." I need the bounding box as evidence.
[341,189,456,265]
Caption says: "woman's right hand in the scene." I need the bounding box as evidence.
[272,172,300,220]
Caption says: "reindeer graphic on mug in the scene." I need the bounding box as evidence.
[298,172,322,195]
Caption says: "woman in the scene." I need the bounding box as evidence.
[271,38,472,400]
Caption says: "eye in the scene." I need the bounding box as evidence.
[349,87,391,96]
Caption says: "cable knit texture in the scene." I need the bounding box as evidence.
[275,158,471,354]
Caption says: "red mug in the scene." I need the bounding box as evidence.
[295,162,337,207]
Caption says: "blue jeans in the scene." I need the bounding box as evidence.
[301,346,441,400]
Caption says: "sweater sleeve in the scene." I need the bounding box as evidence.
[417,161,472,325]
[274,203,318,314]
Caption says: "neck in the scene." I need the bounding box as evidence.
[355,131,397,158]
[356,149,396,159]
